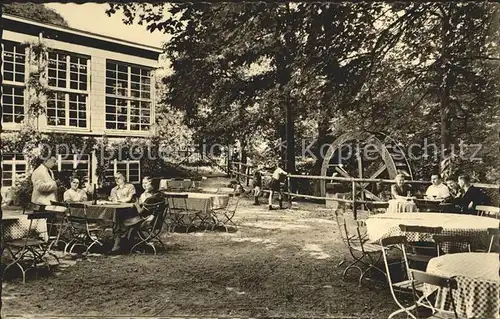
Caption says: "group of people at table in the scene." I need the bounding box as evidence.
[390,173,489,214]
[30,156,165,254]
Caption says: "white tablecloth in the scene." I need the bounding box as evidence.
[387,199,418,213]
[164,192,229,211]
[426,252,499,319]
[366,213,498,251]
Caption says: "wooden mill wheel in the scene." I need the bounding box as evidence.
[319,131,414,201]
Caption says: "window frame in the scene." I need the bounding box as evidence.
[46,50,91,130]
[1,154,28,188]
[1,41,28,127]
[56,154,91,182]
[105,60,154,133]
[106,159,141,183]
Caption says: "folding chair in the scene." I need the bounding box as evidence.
[3,211,60,283]
[432,235,472,256]
[65,203,106,255]
[212,193,240,232]
[129,200,168,255]
[47,201,71,253]
[410,270,459,319]
[380,236,432,319]
[165,193,195,233]
[335,211,386,285]
[399,225,443,270]
[476,205,500,219]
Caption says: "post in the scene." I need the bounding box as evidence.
[287,175,292,208]
[351,180,357,220]
[246,165,250,187]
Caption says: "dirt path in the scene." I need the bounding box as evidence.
[2,197,396,318]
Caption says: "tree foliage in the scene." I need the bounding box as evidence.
[106,2,500,183]
[3,3,69,27]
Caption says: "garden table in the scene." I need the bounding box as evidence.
[70,201,136,222]
[426,252,499,319]
[163,192,229,232]
[366,213,498,252]
[2,210,48,241]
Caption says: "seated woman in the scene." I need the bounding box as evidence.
[391,174,413,199]
[63,177,88,202]
[109,173,138,253]
[134,176,166,225]
[109,173,136,203]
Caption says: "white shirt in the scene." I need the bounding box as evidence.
[425,183,450,199]
[272,167,287,180]
[64,188,88,202]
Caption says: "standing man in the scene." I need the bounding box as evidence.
[268,161,288,210]
[425,174,450,201]
[252,165,263,205]
[31,156,58,208]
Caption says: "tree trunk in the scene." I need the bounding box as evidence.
[440,6,452,155]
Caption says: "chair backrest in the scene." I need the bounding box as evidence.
[380,236,413,294]
[166,194,189,212]
[410,270,458,289]
[487,227,500,253]
[26,211,56,220]
[227,193,241,212]
[410,270,459,319]
[476,205,500,219]
[144,200,167,232]
[399,224,443,235]
[432,235,472,256]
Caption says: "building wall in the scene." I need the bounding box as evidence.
[2,29,159,137]
[1,24,161,202]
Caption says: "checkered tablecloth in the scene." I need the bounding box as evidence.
[366,213,498,252]
[426,253,499,319]
[387,199,418,214]
[2,211,48,242]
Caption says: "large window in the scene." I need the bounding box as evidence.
[1,154,27,187]
[2,41,26,124]
[47,51,89,128]
[105,159,141,183]
[105,61,152,131]
[57,154,90,181]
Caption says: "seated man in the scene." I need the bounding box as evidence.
[63,177,88,202]
[425,174,450,201]
[458,175,489,214]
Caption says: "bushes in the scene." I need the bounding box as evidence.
[7,174,33,208]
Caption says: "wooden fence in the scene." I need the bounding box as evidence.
[229,161,499,218]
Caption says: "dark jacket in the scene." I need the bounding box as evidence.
[460,185,489,214]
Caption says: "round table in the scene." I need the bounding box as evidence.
[426,252,499,319]
[366,213,499,252]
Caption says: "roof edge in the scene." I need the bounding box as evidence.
[2,13,164,53]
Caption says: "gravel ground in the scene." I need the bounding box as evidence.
[2,179,401,318]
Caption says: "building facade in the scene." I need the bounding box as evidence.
[1,14,163,198]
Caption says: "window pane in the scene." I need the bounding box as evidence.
[2,85,24,124]
[2,42,25,84]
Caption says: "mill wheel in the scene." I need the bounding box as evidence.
[320,131,413,202]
